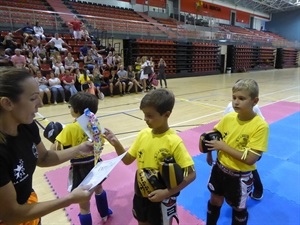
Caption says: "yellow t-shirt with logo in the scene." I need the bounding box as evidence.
[128,128,194,170]
[55,121,93,158]
[215,112,269,172]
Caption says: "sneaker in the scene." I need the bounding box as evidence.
[102,208,113,222]
[54,101,57,105]
[98,92,104,100]
[250,190,263,200]
[63,100,67,104]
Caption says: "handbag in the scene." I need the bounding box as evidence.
[143,64,152,74]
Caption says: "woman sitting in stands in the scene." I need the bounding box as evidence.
[48,71,67,105]
[26,51,39,75]
[78,69,95,95]
[52,51,65,75]
[34,70,51,104]
[33,21,46,40]
[127,65,142,93]
[64,52,78,73]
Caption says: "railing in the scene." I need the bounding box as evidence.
[0,5,299,49]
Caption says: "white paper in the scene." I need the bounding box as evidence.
[79,152,126,190]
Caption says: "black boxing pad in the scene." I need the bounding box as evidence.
[43,121,63,143]
[199,130,222,153]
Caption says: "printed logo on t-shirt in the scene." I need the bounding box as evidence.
[13,159,28,184]
[32,143,38,158]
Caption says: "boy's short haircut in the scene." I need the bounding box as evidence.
[69,92,98,115]
[232,79,259,99]
[140,89,175,115]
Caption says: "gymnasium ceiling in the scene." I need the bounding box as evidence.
[218,0,300,14]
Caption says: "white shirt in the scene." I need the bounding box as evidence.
[224,102,265,120]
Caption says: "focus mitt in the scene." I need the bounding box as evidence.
[199,130,222,153]
[43,121,63,143]
[134,168,166,198]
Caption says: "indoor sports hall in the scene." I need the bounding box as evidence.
[0,0,299,224]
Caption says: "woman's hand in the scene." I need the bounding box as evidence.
[68,185,94,204]
[77,141,94,155]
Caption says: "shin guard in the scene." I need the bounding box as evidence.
[206,200,221,225]
[78,213,92,225]
[232,208,248,225]
[95,191,113,220]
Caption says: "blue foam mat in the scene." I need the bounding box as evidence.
[178,112,300,225]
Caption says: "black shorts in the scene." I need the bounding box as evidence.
[208,161,253,208]
[133,194,178,225]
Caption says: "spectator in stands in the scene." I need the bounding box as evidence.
[26,51,39,75]
[1,32,17,55]
[34,70,51,104]
[34,43,47,66]
[0,46,11,66]
[92,66,106,100]
[68,15,83,43]
[79,42,90,60]
[81,25,91,42]
[105,51,114,70]
[108,70,119,97]
[14,22,35,43]
[33,21,46,40]
[52,51,65,75]
[140,56,150,92]
[127,65,142,93]
[158,58,167,88]
[91,43,103,67]
[48,71,67,105]
[117,65,133,96]
[113,53,122,71]
[78,69,95,95]
[61,69,78,97]
[46,33,71,54]
[84,49,96,72]
[105,43,115,56]
[11,48,26,69]
[46,41,59,61]
[64,52,78,73]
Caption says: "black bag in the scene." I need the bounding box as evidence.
[81,83,90,91]
[143,65,152,74]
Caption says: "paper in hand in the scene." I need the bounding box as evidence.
[79,152,126,190]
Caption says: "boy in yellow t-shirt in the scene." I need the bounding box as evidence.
[203,79,269,225]
[104,89,196,225]
[50,92,112,225]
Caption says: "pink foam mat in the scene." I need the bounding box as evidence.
[45,156,204,225]
[44,101,299,225]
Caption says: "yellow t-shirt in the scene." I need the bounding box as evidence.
[55,121,93,158]
[128,128,194,170]
[215,112,269,171]
[78,74,90,84]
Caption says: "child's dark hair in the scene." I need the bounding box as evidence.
[69,92,98,115]
[140,89,175,115]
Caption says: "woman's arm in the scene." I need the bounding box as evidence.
[0,179,92,225]
[37,141,93,167]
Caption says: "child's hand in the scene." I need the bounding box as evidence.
[148,189,169,202]
[205,139,226,151]
[103,128,119,146]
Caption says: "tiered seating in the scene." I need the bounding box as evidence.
[70,2,144,22]
[0,0,58,29]
[154,17,178,29]
[69,2,164,36]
